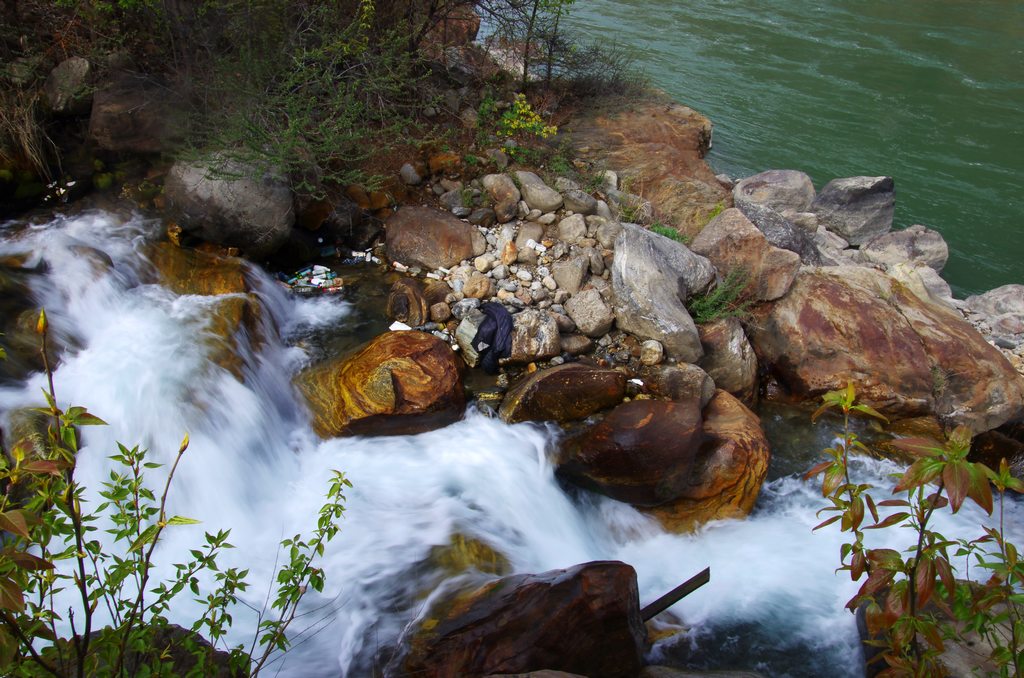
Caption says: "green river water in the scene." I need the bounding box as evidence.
[567,0,1024,296]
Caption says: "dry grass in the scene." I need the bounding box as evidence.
[0,88,56,180]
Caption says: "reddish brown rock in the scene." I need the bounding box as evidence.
[148,242,248,296]
[690,208,801,302]
[558,399,704,506]
[389,561,645,678]
[568,101,729,237]
[387,277,430,327]
[295,331,465,437]
[748,266,1024,432]
[644,390,770,533]
[428,152,462,175]
[385,206,486,270]
[499,363,626,424]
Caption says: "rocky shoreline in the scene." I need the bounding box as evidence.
[4,28,1024,678]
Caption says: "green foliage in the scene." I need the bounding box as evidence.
[651,223,688,244]
[0,310,350,676]
[806,383,1024,676]
[705,202,724,223]
[686,269,752,324]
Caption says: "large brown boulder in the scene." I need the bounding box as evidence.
[644,391,771,533]
[558,399,704,506]
[388,561,645,678]
[567,101,729,236]
[498,363,626,424]
[690,208,801,302]
[748,267,1024,432]
[295,331,465,437]
[385,206,486,270]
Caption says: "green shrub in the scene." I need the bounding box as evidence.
[686,269,751,324]
[651,223,688,244]
[0,311,349,676]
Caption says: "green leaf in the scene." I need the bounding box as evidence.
[894,458,942,493]
[822,463,846,497]
[167,516,201,526]
[892,436,944,458]
[851,403,889,422]
[129,525,159,553]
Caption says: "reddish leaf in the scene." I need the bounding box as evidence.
[0,578,24,612]
[813,515,842,531]
[859,568,896,599]
[0,510,30,539]
[894,458,942,493]
[864,512,910,530]
[851,403,889,422]
[867,548,904,571]
[944,461,970,513]
[877,499,911,508]
[934,556,955,606]
[851,550,867,581]
[803,460,832,481]
[919,619,945,653]
[20,459,63,475]
[822,463,846,497]
[966,463,993,515]
[849,496,865,531]
[4,550,54,571]
[892,437,944,458]
[865,494,879,523]
[916,559,936,608]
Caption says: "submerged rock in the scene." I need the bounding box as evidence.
[388,561,645,678]
[296,331,465,437]
[558,399,704,506]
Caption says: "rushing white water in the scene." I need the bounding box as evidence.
[1,210,1021,677]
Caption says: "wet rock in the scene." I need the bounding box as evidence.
[389,561,645,678]
[387,278,431,327]
[564,288,614,338]
[748,267,1024,432]
[698,318,757,402]
[509,310,561,363]
[611,223,714,362]
[469,208,496,227]
[499,363,626,423]
[148,242,248,296]
[89,73,186,152]
[559,333,594,356]
[735,201,823,265]
[690,208,800,302]
[732,169,816,214]
[515,171,563,213]
[643,391,770,532]
[295,331,465,437]
[811,176,895,246]
[640,666,767,678]
[861,224,949,271]
[429,534,510,577]
[558,399,704,506]
[385,206,486,270]
[640,364,716,408]
[44,56,92,115]
[164,155,293,260]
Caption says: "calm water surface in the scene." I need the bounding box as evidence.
[568,0,1024,296]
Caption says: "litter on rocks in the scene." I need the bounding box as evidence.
[276,264,344,296]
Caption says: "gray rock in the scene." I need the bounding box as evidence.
[640,340,664,366]
[565,288,615,338]
[537,212,557,225]
[44,56,91,116]
[555,176,580,192]
[811,175,895,245]
[553,312,576,333]
[455,309,486,366]
[557,214,588,244]
[560,333,594,356]
[516,223,545,265]
[690,208,801,302]
[563,189,599,215]
[552,255,589,295]
[698,317,758,400]
[861,224,949,271]
[469,208,496,227]
[586,247,606,276]
[640,364,716,408]
[602,170,618,192]
[89,74,185,153]
[399,163,422,186]
[888,262,956,311]
[966,284,1024,318]
[440,189,466,213]
[595,219,623,250]
[608,189,653,224]
[733,169,816,214]
[485,148,509,169]
[509,310,561,363]
[735,201,823,265]
[515,171,563,213]
[595,199,615,221]
[164,154,293,260]
[611,223,714,362]
[451,298,481,319]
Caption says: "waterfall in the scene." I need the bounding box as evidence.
[1,210,1020,677]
